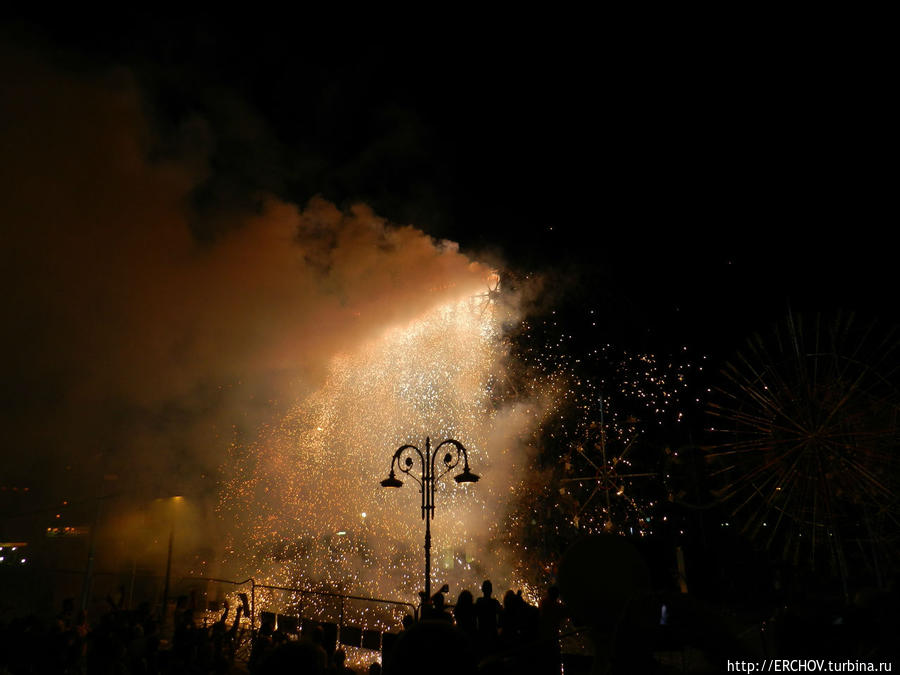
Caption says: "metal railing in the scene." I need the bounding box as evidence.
[180,576,418,637]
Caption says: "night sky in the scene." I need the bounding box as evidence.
[5,11,893,351]
[2,13,895,523]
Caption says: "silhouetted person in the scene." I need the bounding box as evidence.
[173,594,190,625]
[417,590,430,619]
[57,597,75,630]
[539,586,564,674]
[500,589,524,647]
[258,638,327,675]
[174,607,199,665]
[475,580,501,655]
[211,601,243,672]
[519,590,541,642]
[331,647,357,674]
[383,620,476,675]
[71,609,89,665]
[249,612,277,673]
[428,591,453,623]
[454,590,477,639]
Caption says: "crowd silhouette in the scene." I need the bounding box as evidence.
[0,580,565,675]
[3,568,896,674]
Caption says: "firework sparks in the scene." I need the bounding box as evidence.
[706,312,900,573]
[218,277,547,619]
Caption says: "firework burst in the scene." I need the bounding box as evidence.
[706,312,900,577]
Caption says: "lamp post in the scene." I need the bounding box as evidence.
[380,437,480,604]
[158,495,184,625]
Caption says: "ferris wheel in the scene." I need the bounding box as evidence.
[470,271,502,318]
[559,399,658,535]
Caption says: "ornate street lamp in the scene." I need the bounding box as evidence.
[380,437,479,603]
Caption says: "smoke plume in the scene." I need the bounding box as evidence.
[0,42,489,507]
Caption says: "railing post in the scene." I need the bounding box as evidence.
[251,581,256,633]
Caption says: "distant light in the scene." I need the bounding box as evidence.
[0,556,4,562]
[336,531,347,536]
[360,512,367,518]
[20,558,26,563]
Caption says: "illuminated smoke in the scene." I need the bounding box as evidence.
[218,284,549,609]
[0,41,553,608]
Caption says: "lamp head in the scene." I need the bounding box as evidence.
[380,470,403,488]
[454,466,480,484]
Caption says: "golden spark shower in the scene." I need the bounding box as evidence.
[218,275,546,609]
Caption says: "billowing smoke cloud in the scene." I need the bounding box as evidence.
[0,42,492,514]
[0,42,560,615]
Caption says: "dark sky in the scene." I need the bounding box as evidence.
[6,11,893,356]
[1,11,894,510]
[21,21,900,294]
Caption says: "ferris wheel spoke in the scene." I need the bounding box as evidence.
[574,485,603,522]
[575,449,602,473]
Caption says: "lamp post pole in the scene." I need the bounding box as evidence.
[161,525,174,621]
[381,437,479,604]
[158,496,183,625]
